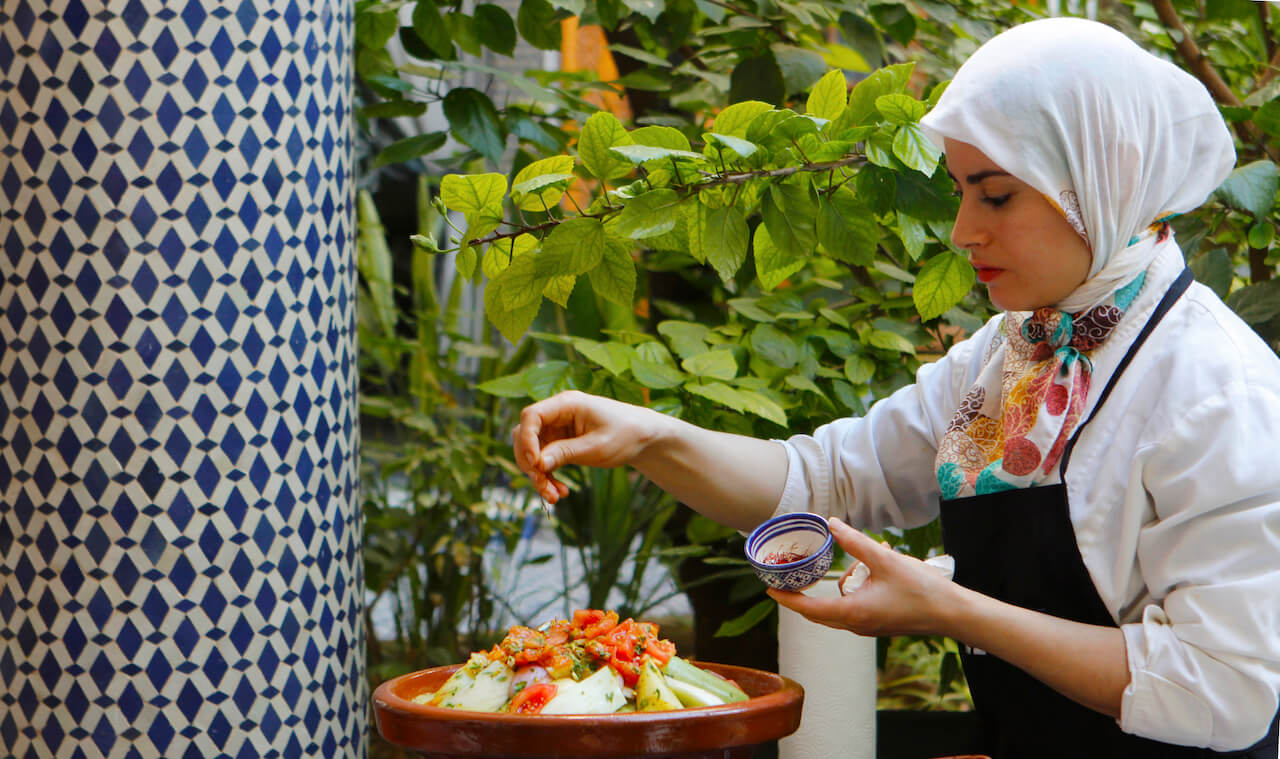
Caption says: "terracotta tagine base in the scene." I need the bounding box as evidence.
[373,661,805,759]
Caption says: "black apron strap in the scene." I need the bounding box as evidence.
[1058,267,1193,477]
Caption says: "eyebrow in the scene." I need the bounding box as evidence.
[947,169,1012,184]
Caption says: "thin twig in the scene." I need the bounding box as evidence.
[461,155,868,250]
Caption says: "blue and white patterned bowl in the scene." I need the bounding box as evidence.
[745,512,834,591]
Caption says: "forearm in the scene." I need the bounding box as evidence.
[631,412,788,532]
[941,582,1129,719]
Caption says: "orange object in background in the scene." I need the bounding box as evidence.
[560,17,633,120]
[559,17,633,212]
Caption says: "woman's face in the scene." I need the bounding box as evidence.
[945,139,1093,311]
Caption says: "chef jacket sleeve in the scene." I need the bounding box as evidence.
[773,316,1001,531]
[1120,380,1280,750]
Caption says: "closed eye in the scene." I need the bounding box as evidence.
[983,194,1011,207]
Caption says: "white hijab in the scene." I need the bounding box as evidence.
[919,17,1235,311]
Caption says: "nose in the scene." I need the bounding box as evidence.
[950,195,988,251]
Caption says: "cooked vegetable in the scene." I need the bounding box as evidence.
[662,656,749,704]
[541,665,626,715]
[636,659,682,712]
[430,655,513,711]
[421,609,745,714]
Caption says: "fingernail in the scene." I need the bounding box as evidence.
[541,455,552,470]
[829,516,846,529]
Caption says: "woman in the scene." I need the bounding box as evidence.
[512,18,1280,756]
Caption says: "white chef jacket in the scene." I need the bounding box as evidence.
[773,242,1280,750]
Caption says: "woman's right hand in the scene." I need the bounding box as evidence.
[513,391,664,503]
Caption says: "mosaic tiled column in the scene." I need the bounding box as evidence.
[0,1,364,757]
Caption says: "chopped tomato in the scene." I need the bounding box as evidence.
[538,647,576,680]
[601,619,638,654]
[544,619,571,647]
[609,653,641,687]
[584,639,614,662]
[500,626,549,666]
[572,609,619,639]
[510,682,557,714]
[643,636,675,666]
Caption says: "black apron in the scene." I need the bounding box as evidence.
[939,269,1279,758]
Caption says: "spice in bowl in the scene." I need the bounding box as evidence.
[745,512,834,591]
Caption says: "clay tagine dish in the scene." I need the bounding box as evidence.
[373,660,805,759]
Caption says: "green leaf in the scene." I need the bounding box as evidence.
[632,357,684,389]
[620,0,662,21]
[524,361,577,399]
[537,217,607,276]
[730,55,785,106]
[371,131,447,169]
[475,4,517,56]
[692,204,749,282]
[475,371,531,398]
[807,69,849,121]
[750,324,800,369]
[578,111,634,181]
[892,124,942,175]
[1255,99,1280,139]
[609,43,671,68]
[483,268,541,342]
[727,297,776,322]
[875,94,925,124]
[1215,160,1280,218]
[772,44,827,95]
[457,246,478,280]
[817,185,877,266]
[444,12,482,56]
[442,88,506,164]
[1226,279,1280,324]
[1190,248,1233,299]
[839,61,915,130]
[868,328,916,355]
[574,339,633,375]
[356,5,399,49]
[762,182,818,258]
[440,173,507,216]
[609,144,705,164]
[516,0,562,50]
[736,388,788,426]
[483,233,536,279]
[511,155,576,211]
[412,0,455,58]
[683,348,738,380]
[658,321,711,358]
[703,132,759,159]
[629,125,691,152]
[542,273,576,307]
[1249,222,1275,249]
[896,212,927,260]
[913,252,974,321]
[589,237,637,307]
[844,354,875,384]
[712,101,774,138]
[615,189,683,239]
[491,247,545,310]
[753,223,806,291]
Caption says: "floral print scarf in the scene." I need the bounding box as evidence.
[935,263,1151,500]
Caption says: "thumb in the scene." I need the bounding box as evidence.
[540,432,600,472]
[828,517,891,570]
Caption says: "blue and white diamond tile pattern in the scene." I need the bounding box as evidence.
[0,1,364,757]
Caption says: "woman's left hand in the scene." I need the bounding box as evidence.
[768,517,960,637]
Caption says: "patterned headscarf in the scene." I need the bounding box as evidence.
[919,18,1235,498]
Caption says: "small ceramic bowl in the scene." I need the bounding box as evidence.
[745,512,834,591]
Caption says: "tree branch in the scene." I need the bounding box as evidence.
[464,156,867,248]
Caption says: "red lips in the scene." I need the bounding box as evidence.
[972,261,1003,283]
